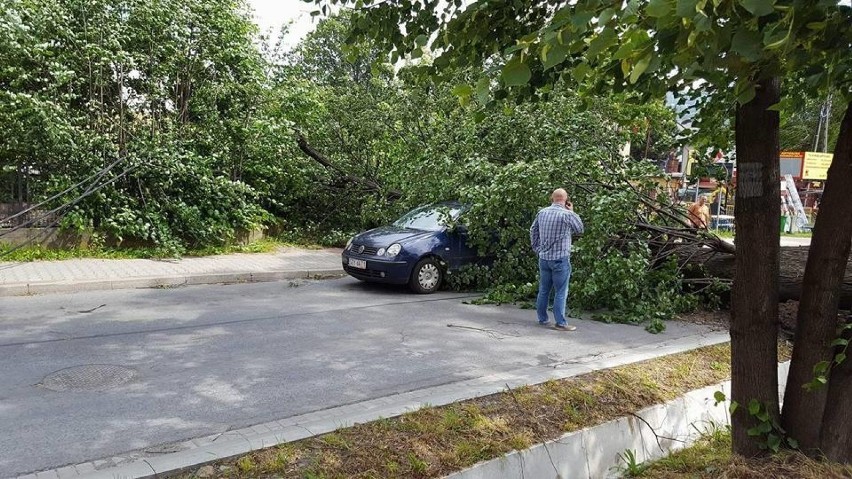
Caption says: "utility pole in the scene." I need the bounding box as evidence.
[824,93,832,152]
[814,93,833,152]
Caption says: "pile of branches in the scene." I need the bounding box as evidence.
[580,177,852,308]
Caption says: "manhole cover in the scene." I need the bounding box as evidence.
[40,364,137,391]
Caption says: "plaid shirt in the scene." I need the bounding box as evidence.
[530,204,585,260]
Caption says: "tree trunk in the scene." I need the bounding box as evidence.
[676,246,852,308]
[730,76,781,457]
[819,322,852,462]
[808,104,852,461]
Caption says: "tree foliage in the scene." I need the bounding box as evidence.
[0,0,277,251]
[313,0,852,461]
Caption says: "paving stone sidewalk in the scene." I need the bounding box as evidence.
[0,247,344,296]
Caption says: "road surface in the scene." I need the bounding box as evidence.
[0,278,717,477]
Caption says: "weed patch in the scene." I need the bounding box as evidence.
[637,429,852,478]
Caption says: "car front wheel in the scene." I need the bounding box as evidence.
[409,257,442,294]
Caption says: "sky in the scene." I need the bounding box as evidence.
[247,0,320,49]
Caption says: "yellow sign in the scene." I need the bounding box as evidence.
[802,152,833,180]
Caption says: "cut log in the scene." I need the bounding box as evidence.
[675,245,852,309]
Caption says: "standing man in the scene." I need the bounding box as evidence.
[687,195,711,229]
[530,188,584,331]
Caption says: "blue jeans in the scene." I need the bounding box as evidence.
[536,257,572,326]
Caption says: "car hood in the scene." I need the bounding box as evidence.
[354,226,438,247]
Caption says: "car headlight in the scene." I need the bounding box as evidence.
[377,247,386,256]
[386,243,402,257]
[345,237,353,251]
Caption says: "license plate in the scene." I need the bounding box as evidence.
[348,258,367,269]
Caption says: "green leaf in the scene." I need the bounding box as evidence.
[414,34,428,48]
[731,28,763,62]
[836,352,847,365]
[501,59,532,87]
[831,338,849,347]
[630,54,652,84]
[787,438,799,449]
[452,84,473,97]
[624,0,642,17]
[587,28,618,58]
[739,0,776,17]
[572,62,592,82]
[543,42,569,70]
[747,426,762,436]
[767,433,782,451]
[730,401,739,415]
[647,0,674,18]
[758,421,773,433]
[676,0,700,18]
[814,360,831,374]
[598,8,616,24]
[748,399,761,415]
[571,10,595,27]
[736,85,756,105]
[433,54,450,69]
[713,390,726,404]
[694,12,712,31]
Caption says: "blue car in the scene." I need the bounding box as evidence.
[342,202,479,293]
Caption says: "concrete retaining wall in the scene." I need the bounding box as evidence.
[0,227,265,249]
[0,227,93,249]
[445,362,790,479]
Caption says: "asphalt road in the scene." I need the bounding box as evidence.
[0,278,715,477]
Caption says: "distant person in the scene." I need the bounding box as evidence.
[687,195,711,229]
[530,188,584,331]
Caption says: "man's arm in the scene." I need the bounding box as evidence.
[566,211,584,236]
[530,217,540,252]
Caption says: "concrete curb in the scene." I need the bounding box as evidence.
[21,331,730,479]
[0,269,346,296]
[446,361,791,479]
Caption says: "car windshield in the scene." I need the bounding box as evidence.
[393,205,463,232]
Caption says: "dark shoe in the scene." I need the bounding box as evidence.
[538,321,551,327]
[553,324,577,331]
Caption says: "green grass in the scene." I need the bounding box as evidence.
[633,427,732,477]
[637,428,852,478]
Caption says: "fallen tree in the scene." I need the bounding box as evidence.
[669,244,852,309]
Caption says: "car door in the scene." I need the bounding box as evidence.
[445,224,478,270]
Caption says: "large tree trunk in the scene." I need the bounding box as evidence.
[730,76,781,457]
[809,104,852,462]
[819,323,852,462]
[678,246,852,308]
